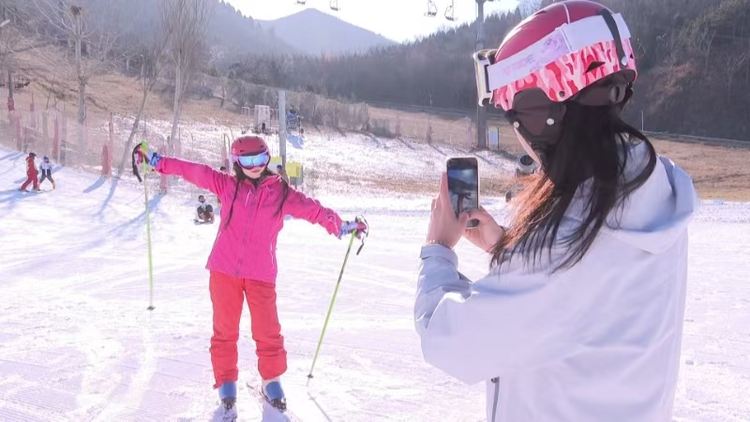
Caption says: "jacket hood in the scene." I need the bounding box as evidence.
[566,141,699,254]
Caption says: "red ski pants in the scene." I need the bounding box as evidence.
[20,173,38,191]
[209,271,287,389]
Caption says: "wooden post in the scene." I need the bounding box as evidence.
[101,144,111,177]
[108,113,114,172]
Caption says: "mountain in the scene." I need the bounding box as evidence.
[206,1,299,66]
[258,8,396,56]
[207,2,296,55]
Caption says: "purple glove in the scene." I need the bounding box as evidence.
[339,219,368,239]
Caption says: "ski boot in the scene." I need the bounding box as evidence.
[217,382,238,421]
[261,378,287,412]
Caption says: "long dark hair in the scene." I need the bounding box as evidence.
[223,163,290,229]
[491,100,657,272]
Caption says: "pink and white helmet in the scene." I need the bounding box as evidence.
[473,0,637,112]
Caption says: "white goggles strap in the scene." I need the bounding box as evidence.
[473,13,631,106]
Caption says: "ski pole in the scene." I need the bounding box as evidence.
[306,231,357,385]
[143,157,155,311]
[135,141,156,311]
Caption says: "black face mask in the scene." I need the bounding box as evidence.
[504,72,634,167]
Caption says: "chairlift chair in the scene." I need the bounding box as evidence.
[330,0,339,11]
[445,0,456,21]
[425,0,437,17]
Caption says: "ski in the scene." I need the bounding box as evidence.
[245,382,301,422]
[210,400,238,422]
[244,379,335,421]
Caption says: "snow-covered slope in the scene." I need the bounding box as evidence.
[1,144,749,421]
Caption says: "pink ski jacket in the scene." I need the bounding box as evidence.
[156,157,344,283]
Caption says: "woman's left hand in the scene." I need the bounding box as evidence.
[426,172,469,249]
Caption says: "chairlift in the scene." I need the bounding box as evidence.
[330,0,339,11]
[445,0,456,21]
[425,0,437,17]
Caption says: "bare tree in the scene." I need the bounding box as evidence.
[0,3,21,98]
[115,24,173,177]
[159,0,214,150]
[30,0,118,151]
[0,1,52,105]
[724,50,750,101]
[682,25,716,74]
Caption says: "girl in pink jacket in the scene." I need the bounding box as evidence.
[137,136,366,416]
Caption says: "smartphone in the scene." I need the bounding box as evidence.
[446,157,480,229]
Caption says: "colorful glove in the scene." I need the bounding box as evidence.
[339,219,368,239]
[135,141,162,168]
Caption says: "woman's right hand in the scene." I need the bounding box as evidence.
[463,207,505,253]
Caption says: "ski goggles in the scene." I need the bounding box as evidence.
[233,151,270,169]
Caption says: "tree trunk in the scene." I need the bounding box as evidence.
[74,11,85,153]
[116,86,152,177]
[7,70,13,102]
[78,80,85,123]
[170,51,182,146]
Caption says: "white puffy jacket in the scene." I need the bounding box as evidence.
[415,142,699,421]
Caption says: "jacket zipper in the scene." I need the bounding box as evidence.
[247,187,262,255]
[491,377,500,421]
[235,188,254,277]
[237,185,265,277]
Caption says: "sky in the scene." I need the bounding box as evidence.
[226,0,521,43]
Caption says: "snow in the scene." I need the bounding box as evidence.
[1,141,749,421]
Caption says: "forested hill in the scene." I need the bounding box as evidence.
[230,0,750,140]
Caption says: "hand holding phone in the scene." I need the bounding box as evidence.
[462,207,506,252]
[446,157,480,229]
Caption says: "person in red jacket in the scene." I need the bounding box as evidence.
[137,136,366,417]
[19,152,40,192]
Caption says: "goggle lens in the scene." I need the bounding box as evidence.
[234,151,269,169]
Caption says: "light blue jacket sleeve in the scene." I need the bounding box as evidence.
[414,245,573,385]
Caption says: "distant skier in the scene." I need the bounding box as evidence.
[136,135,367,418]
[195,194,214,224]
[415,2,698,421]
[18,152,40,192]
[39,156,56,190]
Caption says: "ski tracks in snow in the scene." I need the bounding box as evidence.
[2,153,749,421]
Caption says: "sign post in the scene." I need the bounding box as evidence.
[278,90,287,168]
